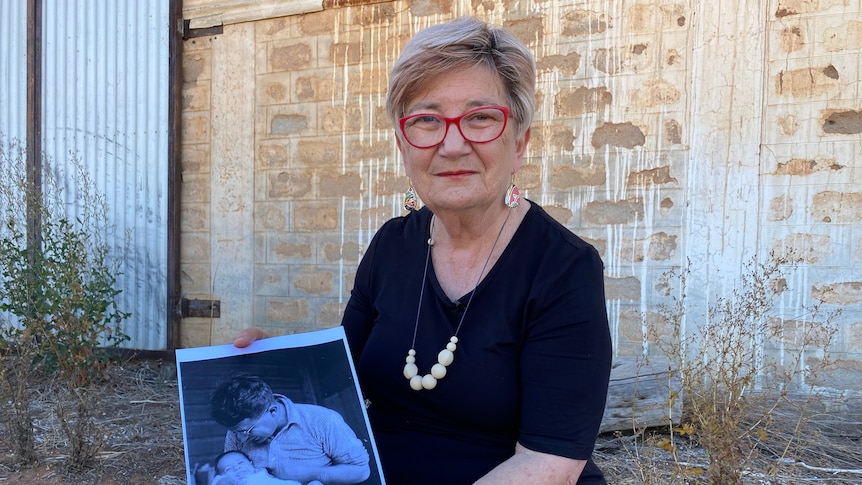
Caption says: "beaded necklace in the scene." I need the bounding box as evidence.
[402,211,510,391]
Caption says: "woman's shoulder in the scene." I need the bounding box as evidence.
[369,207,431,244]
[524,201,600,255]
[379,206,430,229]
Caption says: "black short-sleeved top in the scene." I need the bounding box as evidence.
[342,203,612,485]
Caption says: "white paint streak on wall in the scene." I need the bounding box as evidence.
[684,0,767,342]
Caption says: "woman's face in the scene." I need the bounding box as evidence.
[397,65,529,214]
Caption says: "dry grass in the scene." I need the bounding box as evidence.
[1,357,860,484]
[596,394,862,484]
[0,358,186,484]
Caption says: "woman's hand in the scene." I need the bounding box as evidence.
[232,327,269,348]
[474,443,586,485]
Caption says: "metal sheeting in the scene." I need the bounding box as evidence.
[0,1,27,143]
[38,1,170,350]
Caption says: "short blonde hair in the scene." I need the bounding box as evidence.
[386,16,536,138]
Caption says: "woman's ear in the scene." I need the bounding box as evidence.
[396,133,405,154]
[513,127,531,171]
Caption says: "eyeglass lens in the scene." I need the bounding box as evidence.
[234,406,269,436]
[401,106,508,148]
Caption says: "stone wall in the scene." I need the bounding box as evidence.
[179,0,862,392]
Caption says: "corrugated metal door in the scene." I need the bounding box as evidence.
[43,0,171,350]
[0,1,172,351]
[0,2,27,143]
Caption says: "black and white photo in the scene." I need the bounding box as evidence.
[176,327,384,485]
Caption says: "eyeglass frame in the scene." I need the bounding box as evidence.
[231,405,272,438]
[398,105,511,149]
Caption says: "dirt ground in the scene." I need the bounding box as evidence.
[0,360,186,485]
[1,358,861,484]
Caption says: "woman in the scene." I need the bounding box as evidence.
[236,16,611,484]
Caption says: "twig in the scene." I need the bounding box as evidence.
[43,451,126,463]
[783,458,862,475]
[96,451,127,460]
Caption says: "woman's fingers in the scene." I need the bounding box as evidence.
[232,327,269,348]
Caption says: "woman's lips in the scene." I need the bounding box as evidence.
[437,170,475,177]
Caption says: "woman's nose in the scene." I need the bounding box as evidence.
[437,122,471,153]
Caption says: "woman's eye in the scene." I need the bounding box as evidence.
[408,115,443,129]
[464,112,499,126]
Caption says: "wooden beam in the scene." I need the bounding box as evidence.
[26,0,42,251]
[323,0,391,7]
[183,0,323,29]
[600,356,681,433]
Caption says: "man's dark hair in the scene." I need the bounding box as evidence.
[210,373,274,428]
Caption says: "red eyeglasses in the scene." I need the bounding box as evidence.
[399,106,510,148]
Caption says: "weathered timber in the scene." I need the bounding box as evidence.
[600,356,681,433]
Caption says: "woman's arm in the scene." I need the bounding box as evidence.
[475,443,586,485]
[484,229,610,485]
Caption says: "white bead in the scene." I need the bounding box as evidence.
[431,363,447,379]
[408,349,416,356]
[421,374,437,389]
[409,375,424,391]
[403,363,418,379]
[450,336,458,344]
[446,342,457,352]
[405,355,415,364]
[437,348,454,366]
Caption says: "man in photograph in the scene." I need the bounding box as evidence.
[210,373,371,485]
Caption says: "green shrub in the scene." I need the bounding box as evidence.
[0,137,130,470]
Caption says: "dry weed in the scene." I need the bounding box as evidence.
[0,357,185,484]
[1,354,859,484]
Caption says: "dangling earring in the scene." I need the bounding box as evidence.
[404,180,418,212]
[504,177,520,208]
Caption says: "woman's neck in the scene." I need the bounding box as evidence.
[429,201,529,300]
[431,201,527,248]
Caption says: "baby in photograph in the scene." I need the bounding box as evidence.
[212,450,323,485]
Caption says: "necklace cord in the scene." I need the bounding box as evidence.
[410,230,433,349]
[404,210,513,391]
[452,210,511,335]
[411,210,512,347]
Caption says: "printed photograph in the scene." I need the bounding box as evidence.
[176,327,385,485]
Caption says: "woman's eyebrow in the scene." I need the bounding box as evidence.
[405,101,441,113]
[406,99,501,113]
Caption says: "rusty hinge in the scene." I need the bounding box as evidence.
[179,18,223,40]
[180,298,221,318]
